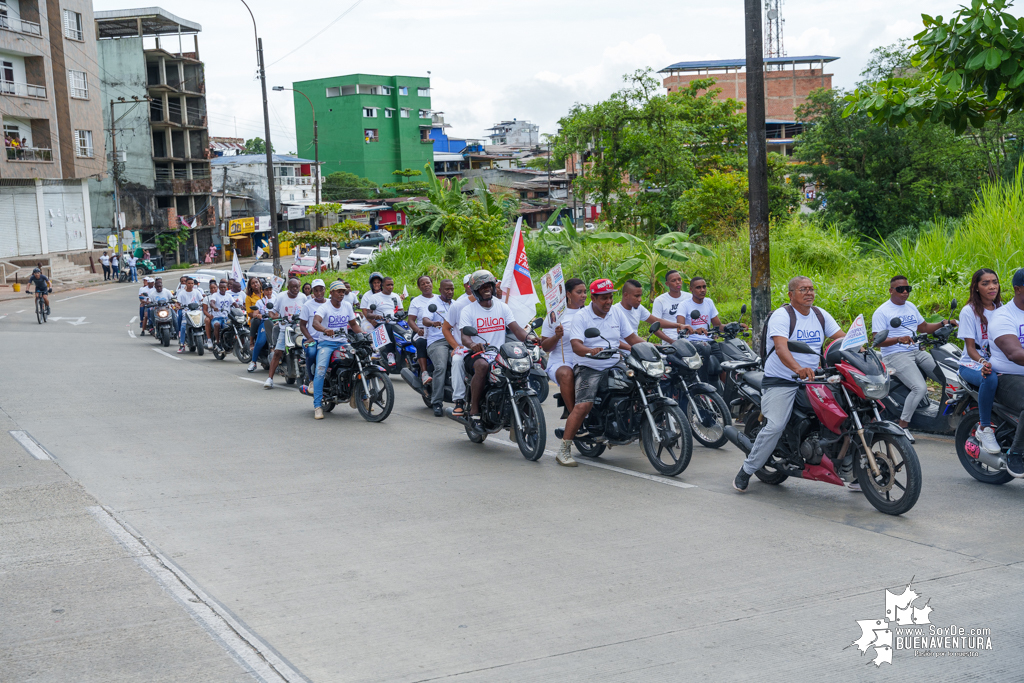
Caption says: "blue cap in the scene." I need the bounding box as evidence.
[1014,268,1024,288]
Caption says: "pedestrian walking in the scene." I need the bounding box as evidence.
[100,251,110,280]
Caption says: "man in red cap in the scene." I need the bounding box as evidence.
[555,278,644,466]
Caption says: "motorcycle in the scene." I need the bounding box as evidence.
[147,300,176,347]
[712,304,762,424]
[400,303,455,408]
[570,322,693,477]
[659,329,733,449]
[445,322,546,461]
[213,306,250,362]
[118,258,156,281]
[317,332,395,422]
[879,301,963,435]
[724,328,923,516]
[249,304,305,385]
[182,302,206,355]
[369,304,418,375]
[953,380,1021,486]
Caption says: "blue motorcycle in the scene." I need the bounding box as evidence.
[369,304,417,375]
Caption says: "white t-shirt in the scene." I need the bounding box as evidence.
[299,297,327,342]
[208,292,236,315]
[408,294,436,339]
[374,292,403,316]
[570,304,632,371]
[987,302,1024,375]
[413,295,451,346]
[125,255,137,267]
[177,289,204,307]
[138,285,153,301]
[542,307,581,368]
[958,304,996,365]
[100,255,109,266]
[459,299,513,350]
[314,300,356,335]
[228,290,245,308]
[651,292,688,340]
[111,256,118,267]
[455,292,469,304]
[150,288,173,304]
[872,300,925,357]
[447,296,475,346]
[272,291,307,320]
[344,292,359,308]
[764,306,841,381]
[359,290,379,311]
[682,296,719,342]
[616,302,650,337]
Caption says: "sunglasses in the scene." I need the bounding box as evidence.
[894,285,913,294]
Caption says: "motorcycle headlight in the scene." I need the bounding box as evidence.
[508,357,531,374]
[157,309,169,318]
[641,359,665,377]
[855,373,889,399]
[683,354,702,369]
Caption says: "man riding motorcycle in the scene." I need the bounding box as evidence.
[263,277,307,389]
[412,278,455,417]
[175,277,204,353]
[299,279,328,392]
[734,275,845,492]
[443,284,476,417]
[987,267,1024,477]
[676,276,736,384]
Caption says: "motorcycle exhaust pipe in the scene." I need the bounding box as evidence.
[399,366,421,391]
[977,449,1007,472]
[443,406,467,425]
[724,426,752,455]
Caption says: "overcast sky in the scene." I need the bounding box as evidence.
[95,0,969,156]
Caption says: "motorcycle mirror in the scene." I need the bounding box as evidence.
[786,340,815,355]
[889,317,902,328]
[462,325,478,337]
[872,330,888,347]
[266,303,274,310]
[951,299,958,311]
[428,303,437,313]
[690,309,701,320]
[530,318,543,330]
[584,327,601,339]
[741,304,747,315]
[249,306,258,311]
[370,304,377,311]
[649,321,661,333]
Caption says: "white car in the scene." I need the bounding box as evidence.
[307,246,341,270]
[346,246,378,269]
[193,269,229,290]
[547,224,565,234]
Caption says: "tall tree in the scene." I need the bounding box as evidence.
[242,137,273,155]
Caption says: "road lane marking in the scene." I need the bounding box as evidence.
[488,439,697,489]
[152,348,181,361]
[238,376,300,391]
[88,506,308,683]
[15,309,24,313]
[128,329,136,338]
[130,316,138,323]
[8,431,51,460]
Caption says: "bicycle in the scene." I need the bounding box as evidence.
[34,290,48,324]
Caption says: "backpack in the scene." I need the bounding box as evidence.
[759,304,826,360]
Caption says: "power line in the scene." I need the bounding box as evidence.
[265,0,367,68]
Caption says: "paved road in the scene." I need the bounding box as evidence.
[1,283,1021,682]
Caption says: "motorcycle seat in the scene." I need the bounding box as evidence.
[741,370,764,391]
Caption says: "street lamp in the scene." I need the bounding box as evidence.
[272,86,320,227]
[238,0,281,276]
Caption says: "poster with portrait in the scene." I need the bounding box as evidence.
[541,264,566,324]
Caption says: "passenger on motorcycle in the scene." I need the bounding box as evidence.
[264,277,307,389]
[311,281,361,420]
[986,267,1024,477]
[176,277,204,353]
[144,278,175,334]
[958,268,1003,454]
[676,276,735,384]
[26,267,50,314]
[458,270,538,425]
[650,270,691,343]
[205,280,235,350]
[617,279,686,338]
[443,283,476,417]
[298,278,327,393]
[138,277,155,333]
[359,271,385,320]
[244,278,266,350]
[456,274,472,303]
[734,276,845,492]
[412,278,454,417]
[408,275,439,387]
[558,278,646,468]
[542,277,587,420]
[246,280,275,371]
[228,278,245,308]
[871,275,956,442]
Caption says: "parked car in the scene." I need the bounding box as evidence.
[245,261,275,282]
[193,269,229,290]
[346,230,392,248]
[547,224,565,234]
[288,256,329,277]
[346,246,378,269]
[576,222,597,233]
[306,246,341,270]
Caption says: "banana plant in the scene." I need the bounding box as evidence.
[589,229,713,295]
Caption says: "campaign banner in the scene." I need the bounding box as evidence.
[842,314,868,350]
[370,324,391,350]
[541,264,566,325]
[270,275,285,294]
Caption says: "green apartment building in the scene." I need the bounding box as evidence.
[291,74,434,188]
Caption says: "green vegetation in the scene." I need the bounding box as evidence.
[242,138,273,155]
[321,171,379,201]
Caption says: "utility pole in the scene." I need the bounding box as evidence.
[272,86,319,229]
[745,0,771,349]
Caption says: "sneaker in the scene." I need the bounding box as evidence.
[314,406,324,420]
[263,377,274,389]
[846,481,862,492]
[902,427,916,444]
[977,425,1000,454]
[177,345,186,354]
[247,361,257,373]
[432,403,443,417]
[205,340,213,350]
[453,400,465,417]
[1007,452,1024,478]
[421,371,432,385]
[556,441,577,467]
[733,468,751,492]
[300,384,311,396]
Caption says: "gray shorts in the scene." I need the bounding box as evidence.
[574,366,603,405]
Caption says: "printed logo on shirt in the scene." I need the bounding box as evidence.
[475,315,507,334]
[796,329,823,344]
[1017,324,1024,344]
[669,303,679,316]
[691,313,710,328]
[892,314,918,328]
[325,311,351,329]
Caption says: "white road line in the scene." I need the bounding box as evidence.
[130,315,138,323]
[8,430,51,460]
[15,309,25,313]
[237,376,300,391]
[0,315,6,321]
[55,284,134,302]
[88,506,307,683]
[128,329,136,338]
[489,439,697,489]
[152,348,181,361]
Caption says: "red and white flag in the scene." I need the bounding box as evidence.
[501,217,540,326]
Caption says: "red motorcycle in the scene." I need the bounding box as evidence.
[725,330,922,515]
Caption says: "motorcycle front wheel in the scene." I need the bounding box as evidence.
[641,404,692,476]
[234,336,251,363]
[356,370,395,423]
[855,432,922,515]
[528,372,549,403]
[513,394,546,461]
[686,392,731,449]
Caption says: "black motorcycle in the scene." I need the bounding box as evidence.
[318,332,395,422]
[712,304,761,424]
[446,323,546,461]
[146,300,176,347]
[954,385,1020,486]
[213,306,249,362]
[250,304,305,385]
[660,331,733,449]
[571,323,693,477]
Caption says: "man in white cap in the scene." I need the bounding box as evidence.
[443,273,477,417]
[298,278,327,392]
[310,281,361,419]
[138,277,155,334]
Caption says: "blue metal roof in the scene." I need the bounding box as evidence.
[659,55,839,73]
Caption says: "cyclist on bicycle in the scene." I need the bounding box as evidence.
[26,267,50,314]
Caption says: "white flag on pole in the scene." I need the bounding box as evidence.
[500,217,541,326]
[841,314,868,350]
[231,250,244,287]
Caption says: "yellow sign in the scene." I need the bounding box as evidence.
[228,217,255,236]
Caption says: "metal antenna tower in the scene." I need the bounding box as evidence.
[764,0,785,64]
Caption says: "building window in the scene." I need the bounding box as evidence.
[417,87,429,97]
[381,86,391,96]
[363,107,377,118]
[68,70,89,99]
[326,87,340,98]
[400,108,410,118]
[75,130,93,157]
[63,9,83,41]
[418,109,430,119]
[364,129,378,143]
[398,86,408,96]
[384,108,394,119]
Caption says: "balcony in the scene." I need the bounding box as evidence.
[0,16,42,36]
[6,147,52,161]
[276,176,313,186]
[1,80,46,99]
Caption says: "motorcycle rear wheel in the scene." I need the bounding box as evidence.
[686,392,731,449]
[744,418,790,484]
[641,404,692,476]
[855,433,921,516]
[466,421,487,443]
[356,370,395,423]
[322,401,336,413]
[954,409,1012,485]
[574,438,606,458]
[513,394,546,461]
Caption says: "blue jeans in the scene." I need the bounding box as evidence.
[178,310,187,344]
[305,342,318,384]
[959,363,998,426]
[313,339,344,409]
[139,304,145,328]
[252,321,268,362]
[130,266,138,282]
